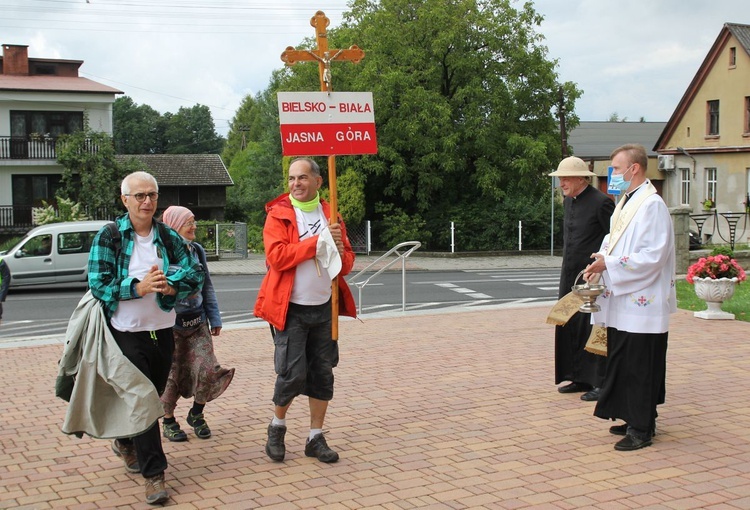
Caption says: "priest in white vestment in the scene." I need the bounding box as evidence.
[584,144,676,451]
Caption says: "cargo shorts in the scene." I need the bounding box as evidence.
[272,300,339,407]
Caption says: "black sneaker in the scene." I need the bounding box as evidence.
[265,424,287,461]
[305,433,339,463]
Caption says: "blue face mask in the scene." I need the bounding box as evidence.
[610,165,633,192]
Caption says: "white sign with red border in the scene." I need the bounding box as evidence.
[278,91,377,156]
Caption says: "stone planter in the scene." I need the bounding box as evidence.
[693,276,738,320]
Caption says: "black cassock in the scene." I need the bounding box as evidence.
[555,185,614,386]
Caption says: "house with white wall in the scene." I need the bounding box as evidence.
[0,43,122,231]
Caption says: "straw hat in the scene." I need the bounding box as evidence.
[548,156,595,177]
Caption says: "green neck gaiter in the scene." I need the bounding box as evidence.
[290,191,320,212]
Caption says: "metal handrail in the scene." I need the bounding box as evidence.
[348,241,421,314]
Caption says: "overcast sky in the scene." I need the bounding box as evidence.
[2,0,748,137]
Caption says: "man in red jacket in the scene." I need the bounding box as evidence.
[254,157,356,463]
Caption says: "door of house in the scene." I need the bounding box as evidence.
[10,112,28,159]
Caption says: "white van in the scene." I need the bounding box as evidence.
[0,220,111,288]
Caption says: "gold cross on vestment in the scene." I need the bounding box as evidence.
[280,10,365,92]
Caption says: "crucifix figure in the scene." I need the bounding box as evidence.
[280,10,364,93]
[280,11,365,341]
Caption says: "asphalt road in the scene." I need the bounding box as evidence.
[0,268,561,343]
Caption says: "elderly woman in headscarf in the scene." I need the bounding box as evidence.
[159,206,235,441]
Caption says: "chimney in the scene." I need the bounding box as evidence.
[2,44,30,75]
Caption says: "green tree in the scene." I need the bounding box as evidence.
[56,130,140,216]
[113,96,167,154]
[607,112,628,122]
[335,166,366,226]
[269,0,579,250]
[164,104,225,154]
[222,94,268,169]
[224,84,287,229]
[225,141,283,226]
[229,0,579,250]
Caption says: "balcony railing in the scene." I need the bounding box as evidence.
[0,205,122,233]
[0,136,101,160]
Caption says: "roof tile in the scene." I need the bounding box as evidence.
[115,154,233,186]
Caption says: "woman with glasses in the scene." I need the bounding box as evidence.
[159,206,235,442]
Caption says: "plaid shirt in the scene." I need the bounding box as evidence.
[88,214,204,319]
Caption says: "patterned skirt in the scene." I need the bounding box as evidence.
[161,322,235,414]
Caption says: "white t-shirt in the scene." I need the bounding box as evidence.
[111,228,176,332]
[290,205,333,306]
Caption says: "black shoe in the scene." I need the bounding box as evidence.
[609,423,628,436]
[614,433,652,451]
[305,433,339,463]
[558,382,591,394]
[610,423,657,437]
[265,424,287,462]
[580,387,601,401]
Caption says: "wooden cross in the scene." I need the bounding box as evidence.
[280,10,365,340]
[280,10,365,93]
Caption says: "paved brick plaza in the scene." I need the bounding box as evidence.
[1,305,749,509]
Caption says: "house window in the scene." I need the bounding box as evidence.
[10,111,84,138]
[680,168,690,206]
[729,47,737,67]
[32,64,56,75]
[10,173,64,224]
[745,97,750,134]
[707,100,719,136]
[705,168,717,205]
[12,174,64,208]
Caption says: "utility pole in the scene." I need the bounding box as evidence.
[238,125,250,151]
[558,86,568,158]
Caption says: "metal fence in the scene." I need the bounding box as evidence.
[347,222,369,254]
[194,223,248,259]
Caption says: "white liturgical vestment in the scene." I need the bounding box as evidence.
[592,181,677,334]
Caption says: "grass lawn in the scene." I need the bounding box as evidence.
[676,279,749,322]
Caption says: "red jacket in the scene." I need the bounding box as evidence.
[253,194,357,331]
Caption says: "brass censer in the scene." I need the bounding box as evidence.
[571,269,606,313]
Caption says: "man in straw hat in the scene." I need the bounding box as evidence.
[584,144,676,451]
[548,156,614,401]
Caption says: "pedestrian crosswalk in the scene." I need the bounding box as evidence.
[460,268,561,293]
[362,268,560,315]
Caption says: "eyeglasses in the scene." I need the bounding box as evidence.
[124,192,159,203]
[184,221,197,227]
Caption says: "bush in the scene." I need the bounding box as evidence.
[1,236,23,253]
[247,224,264,253]
[710,245,734,258]
[374,202,430,249]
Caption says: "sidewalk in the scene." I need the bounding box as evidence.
[2,298,750,508]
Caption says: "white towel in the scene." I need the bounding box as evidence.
[316,227,342,279]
